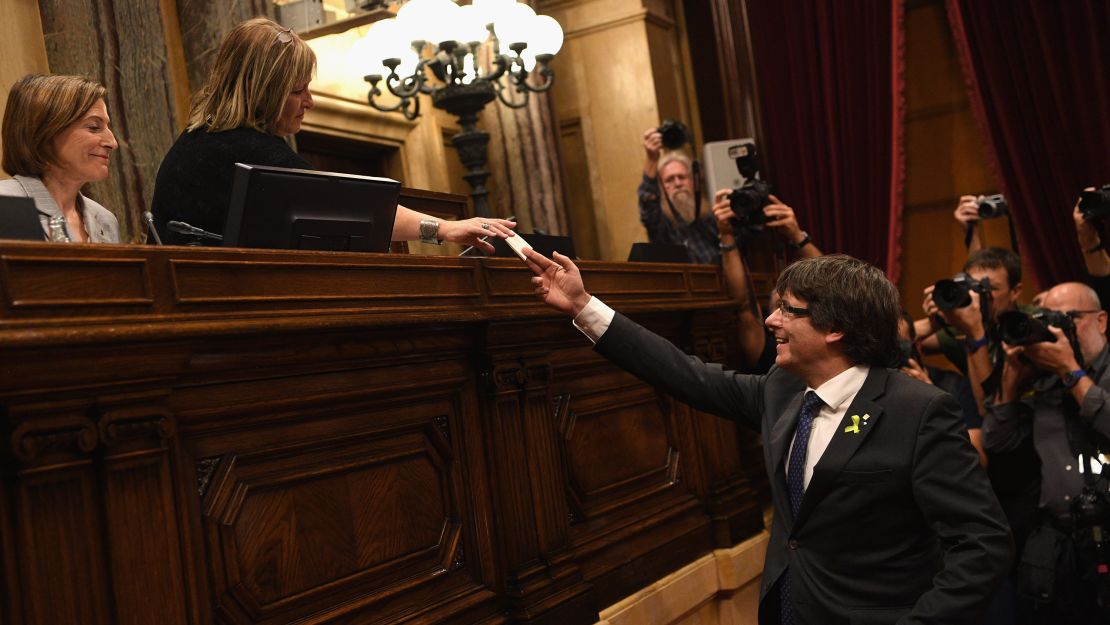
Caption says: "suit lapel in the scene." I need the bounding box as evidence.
[769,391,806,485]
[793,367,888,527]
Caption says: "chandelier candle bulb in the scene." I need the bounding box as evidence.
[358,0,563,217]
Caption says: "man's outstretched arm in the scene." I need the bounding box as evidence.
[524,249,765,429]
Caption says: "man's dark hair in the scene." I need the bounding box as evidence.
[775,255,901,367]
[963,247,1021,289]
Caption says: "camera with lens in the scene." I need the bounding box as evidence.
[727,141,774,229]
[657,119,691,151]
[1073,479,1110,530]
[998,308,1076,346]
[1079,184,1110,221]
[932,273,992,311]
[976,194,1008,219]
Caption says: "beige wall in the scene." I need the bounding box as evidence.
[0,0,49,177]
[543,0,695,261]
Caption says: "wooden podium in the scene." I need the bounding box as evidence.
[0,241,767,625]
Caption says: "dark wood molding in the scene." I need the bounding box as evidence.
[0,241,766,624]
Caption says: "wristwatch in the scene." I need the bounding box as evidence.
[1061,369,1088,389]
[788,231,811,250]
[418,219,441,245]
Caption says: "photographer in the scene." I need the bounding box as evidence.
[954,192,1009,254]
[985,282,1110,623]
[707,188,822,373]
[915,248,1024,410]
[1072,186,1110,311]
[639,126,719,264]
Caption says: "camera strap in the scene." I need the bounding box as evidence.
[964,215,1022,255]
[1007,214,1022,255]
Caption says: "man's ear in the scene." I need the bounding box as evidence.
[1011,282,1023,300]
[824,330,845,346]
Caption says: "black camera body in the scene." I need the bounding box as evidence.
[998,308,1076,346]
[977,194,1008,219]
[932,273,992,311]
[727,141,774,230]
[657,119,691,151]
[1079,184,1110,221]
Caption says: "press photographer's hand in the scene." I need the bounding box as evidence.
[643,128,663,163]
[763,195,806,245]
[1021,326,1080,376]
[954,195,979,229]
[713,189,735,236]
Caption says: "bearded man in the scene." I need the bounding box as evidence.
[639,127,721,264]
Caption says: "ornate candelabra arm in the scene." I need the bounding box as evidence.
[492,75,530,109]
[486,55,510,82]
[527,56,556,93]
[365,75,422,120]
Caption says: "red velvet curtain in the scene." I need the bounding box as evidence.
[744,0,906,280]
[946,0,1110,289]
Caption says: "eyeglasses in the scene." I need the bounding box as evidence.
[274,27,294,45]
[1066,309,1103,319]
[777,301,811,319]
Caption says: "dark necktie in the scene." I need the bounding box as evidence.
[780,390,825,625]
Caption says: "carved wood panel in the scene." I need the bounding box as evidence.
[0,244,763,625]
[176,352,493,625]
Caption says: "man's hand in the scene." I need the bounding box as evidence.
[928,286,986,339]
[922,284,985,338]
[712,189,735,237]
[999,342,1038,403]
[1021,326,1081,376]
[763,195,807,245]
[954,195,979,230]
[643,128,663,163]
[900,358,934,385]
[525,249,592,317]
[1074,187,1100,248]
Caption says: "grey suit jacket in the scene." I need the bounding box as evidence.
[0,175,120,243]
[595,312,1012,625]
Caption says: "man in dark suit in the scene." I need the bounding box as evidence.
[525,251,1012,624]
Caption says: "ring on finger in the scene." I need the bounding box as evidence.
[481,223,491,230]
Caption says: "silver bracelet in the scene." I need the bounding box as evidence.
[418,219,441,245]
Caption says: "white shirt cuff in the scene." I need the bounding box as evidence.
[572,296,615,344]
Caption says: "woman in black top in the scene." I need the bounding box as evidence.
[152,17,514,248]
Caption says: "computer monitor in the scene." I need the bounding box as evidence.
[0,196,46,241]
[223,163,400,252]
[627,242,690,263]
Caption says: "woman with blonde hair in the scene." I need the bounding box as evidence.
[152,17,513,248]
[0,74,120,242]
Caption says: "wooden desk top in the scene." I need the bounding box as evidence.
[0,241,728,345]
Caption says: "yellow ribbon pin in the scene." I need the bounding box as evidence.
[843,415,870,435]
[844,415,861,434]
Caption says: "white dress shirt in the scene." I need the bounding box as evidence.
[787,365,869,489]
[572,295,870,490]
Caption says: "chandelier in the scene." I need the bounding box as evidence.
[352,0,564,217]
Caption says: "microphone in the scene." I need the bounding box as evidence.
[142,211,163,245]
[167,220,223,242]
